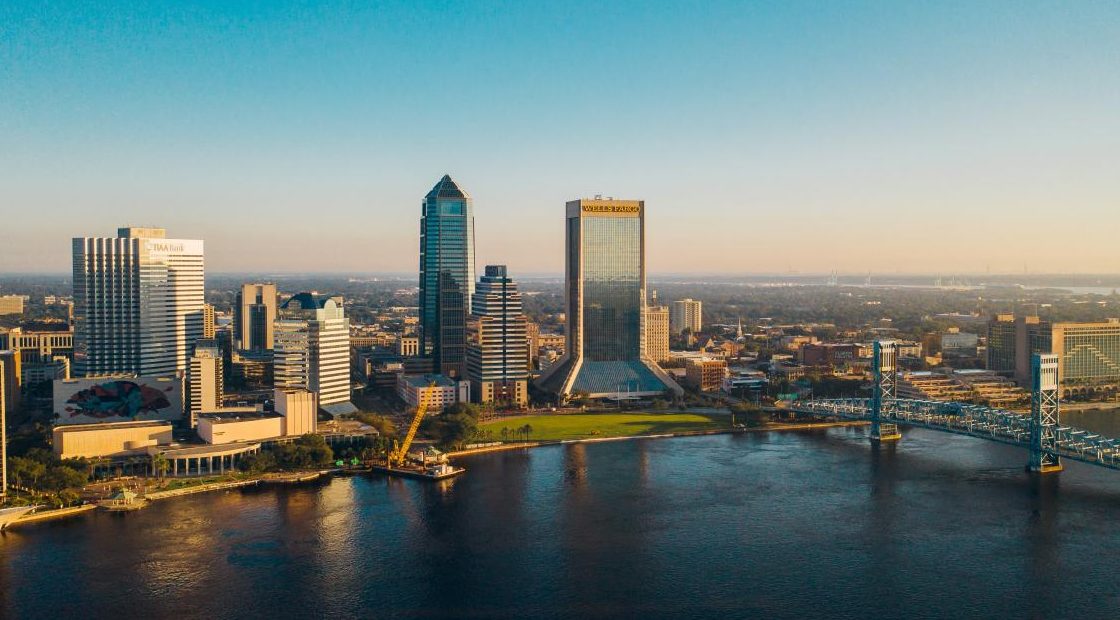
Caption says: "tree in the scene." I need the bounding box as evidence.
[40,465,88,492]
[151,453,170,481]
[7,456,46,489]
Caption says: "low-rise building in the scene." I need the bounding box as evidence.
[685,357,728,392]
[397,374,470,410]
[53,420,173,460]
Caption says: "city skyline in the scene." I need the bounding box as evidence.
[2,2,1118,275]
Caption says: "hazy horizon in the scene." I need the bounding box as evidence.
[2,2,1117,275]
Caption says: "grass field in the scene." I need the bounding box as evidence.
[478,412,730,442]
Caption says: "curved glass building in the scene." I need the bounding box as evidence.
[419,175,476,378]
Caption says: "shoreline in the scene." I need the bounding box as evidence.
[3,420,864,532]
[446,420,869,458]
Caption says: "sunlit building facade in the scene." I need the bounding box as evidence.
[538,199,680,399]
[466,266,529,406]
[419,175,476,378]
[274,293,353,415]
[72,227,204,377]
[235,283,277,352]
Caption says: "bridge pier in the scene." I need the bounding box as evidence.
[1028,354,1062,474]
[870,341,901,442]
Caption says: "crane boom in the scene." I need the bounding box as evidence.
[389,380,437,467]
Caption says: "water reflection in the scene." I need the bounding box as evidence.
[5,430,1120,618]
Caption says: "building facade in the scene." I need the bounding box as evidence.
[397,374,470,410]
[274,293,353,415]
[644,305,670,363]
[72,227,204,377]
[987,314,1120,398]
[202,303,216,339]
[0,295,24,315]
[187,339,223,426]
[0,327,73,365]
[235,283,277,351]
[685,357,728,392]
[670,298,703,335]
[538,199,680,399]
[466,265,529,406]
[419,175,476,378]
[0,357,7,497]
[0,350,20,416]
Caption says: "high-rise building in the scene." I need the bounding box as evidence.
[644,305,670,363]
[466,266,529,406]
[670,298,703,335]
[187,339,223,427]
[72,227,204,377]
[419,175,476,378]
[538,199,681,399]
[235,283,277,351]
[274,293,354,416]
[0,357,7,498]
[202,303,216,339]
[0,349,21,416]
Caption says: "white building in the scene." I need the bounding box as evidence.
[274,293,354,416]
[187,340,223,427]
[72,227,204,377]
[670,298,702,335]
[397,374,470,410]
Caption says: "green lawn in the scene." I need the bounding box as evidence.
[478,412,730,442]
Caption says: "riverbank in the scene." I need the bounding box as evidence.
[448,420,869,458]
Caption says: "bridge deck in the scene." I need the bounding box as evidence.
[789,398,1120,471]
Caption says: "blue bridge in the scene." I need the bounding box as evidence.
[786,341,1120,473]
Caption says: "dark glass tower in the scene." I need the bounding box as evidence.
[538,199,681,399]
[419,175,476,378]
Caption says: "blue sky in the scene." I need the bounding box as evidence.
[1,1,1117,274]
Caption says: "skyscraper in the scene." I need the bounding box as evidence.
[187,339,223,427]
[72,227,204,377]
[466,265,529,406]
[538,199,681,399]
[669,298,703,335]
[274,293,354,416]
[419,175,476,378]
[235,283,277,351]
[0,357,8,499]
[202,303,216,339]
[644,305,670,363]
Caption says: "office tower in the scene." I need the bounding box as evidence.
[538,199,681,398]
[644,305,670,363]
[987,314,1120,397]
[72,227,204,377]
[187,339,223,427]
[419,175,476,378]
[986,314,1017,373]
[0,350,21,415]
[235,283,277,351]
[0,357,6,498]
[202,303,216,339]
[274,293,354,415]
[466,266,529,406]
[670,298,703,335]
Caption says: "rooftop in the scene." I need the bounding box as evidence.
[426,174,469,200]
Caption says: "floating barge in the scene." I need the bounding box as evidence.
[370,462,465,481]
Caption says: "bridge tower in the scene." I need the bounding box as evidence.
[1028,353,1062,473]
[870,340,901,442]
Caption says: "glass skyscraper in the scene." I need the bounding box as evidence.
[538,199,681,399]
[419,175,476,378]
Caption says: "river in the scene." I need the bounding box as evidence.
[4,427,1120,618]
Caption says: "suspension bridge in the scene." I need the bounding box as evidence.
[786,341,1120,473]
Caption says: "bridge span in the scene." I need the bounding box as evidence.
[786,341,1120,474]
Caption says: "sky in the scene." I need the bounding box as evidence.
[1,1,1118,276]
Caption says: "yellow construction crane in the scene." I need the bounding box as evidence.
[387,380,437,467]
